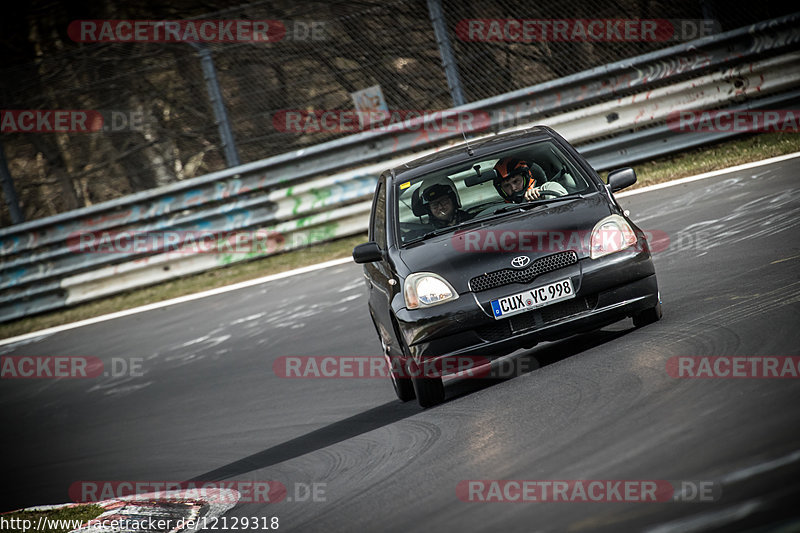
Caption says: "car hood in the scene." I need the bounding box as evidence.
[397,194,612,292]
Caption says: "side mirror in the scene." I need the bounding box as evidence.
[607,168,637,192]
[353,242,383,264]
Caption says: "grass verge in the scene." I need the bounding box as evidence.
[620,131,800,188]
[2,132,799,340]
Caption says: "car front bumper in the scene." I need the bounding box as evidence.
[394,248,659,365]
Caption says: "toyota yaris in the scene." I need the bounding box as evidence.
[353,126,662,407]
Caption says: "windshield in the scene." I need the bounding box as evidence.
[395,140,597,245]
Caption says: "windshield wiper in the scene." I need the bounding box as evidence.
[492,194,584,215]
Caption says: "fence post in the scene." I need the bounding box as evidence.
[427,0,466,107]
[0,140,24,224]
[193,43,241,168]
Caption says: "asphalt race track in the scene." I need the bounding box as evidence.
[2,157,799,532]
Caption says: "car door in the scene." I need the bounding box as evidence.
[364,175,396,346]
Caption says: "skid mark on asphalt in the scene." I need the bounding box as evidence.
[645,500,763,533]
[261,294,363,330]
[127,326,237,379]
[675,188,798,251]
[215,283,362,338]
[632,171,798,260]
[79,320,235,394]
[661,322,743,353]
[771,253,800,265]
[262,419,442,527]
[646,449,800,533]
[629,164,779,221]
[168,332,232,363]
[86,379,154,397]
[693,282,800,327]
[631,175,752,223]
[229,312,267,326]
[720,448,800,485]
[0,333,56,355]
[660,281,800,353]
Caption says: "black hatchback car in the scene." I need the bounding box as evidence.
[353,126,662,407]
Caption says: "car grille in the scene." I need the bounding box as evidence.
[475,295,598,342]
[469,251,578,292]
[475,321,512,342]
[513,295,599,330]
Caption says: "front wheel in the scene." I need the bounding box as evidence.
[633,302,662,327]
[408,359,445,408]
[381,336,415,402]
[389,356,416,402]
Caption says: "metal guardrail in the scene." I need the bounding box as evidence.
[1,12,799,323]
[581,88,800,170]
[538,52,800,145]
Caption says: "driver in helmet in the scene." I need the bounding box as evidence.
[420,176,472,228]
[493,157,567,203]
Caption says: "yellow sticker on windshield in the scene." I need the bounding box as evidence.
[400,181,411,190]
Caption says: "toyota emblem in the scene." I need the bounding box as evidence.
[511,256,530,268]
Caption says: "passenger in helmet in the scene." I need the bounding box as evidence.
[493,157,567,203]
[420,176,472,228]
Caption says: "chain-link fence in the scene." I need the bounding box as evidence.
[0,0,793,226]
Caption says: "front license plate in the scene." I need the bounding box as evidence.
[490,278,575,319]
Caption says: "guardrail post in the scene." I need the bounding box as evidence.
[194,43,241,168]
[427,0,465,107]
[0,140,24,224]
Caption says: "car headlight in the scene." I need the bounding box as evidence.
[404,272,459,309]
[589,214,638,259]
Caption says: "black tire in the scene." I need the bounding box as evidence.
[389,357,416,402]
[373,315,416,402]
[633,302,662,328]
[408,359,445,408]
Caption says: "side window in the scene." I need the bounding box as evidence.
[371,179,387,249]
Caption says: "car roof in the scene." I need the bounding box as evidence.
[390,126,553,182]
